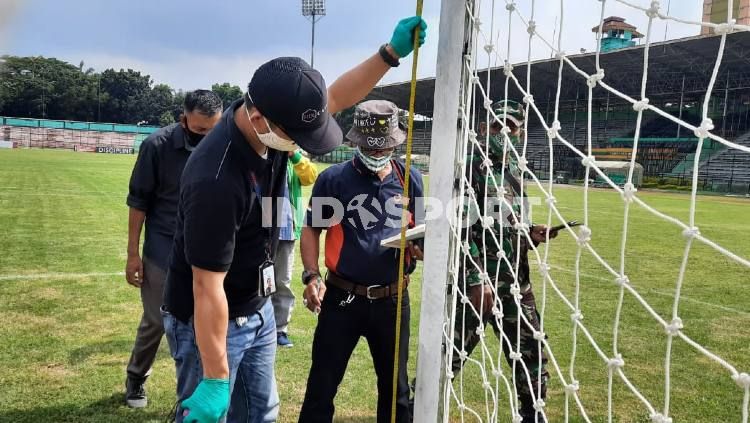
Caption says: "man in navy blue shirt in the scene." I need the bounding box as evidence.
[162,17,427,423]
[299,100,424,422]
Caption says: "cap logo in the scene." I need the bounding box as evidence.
[301,105,327,124]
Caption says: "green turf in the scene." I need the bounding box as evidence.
[0,149,748,422]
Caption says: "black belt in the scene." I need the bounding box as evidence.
[326,272,408,300]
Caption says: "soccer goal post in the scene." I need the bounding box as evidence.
[414,1,750,422]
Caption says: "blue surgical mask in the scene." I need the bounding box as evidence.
[356,147,392,172]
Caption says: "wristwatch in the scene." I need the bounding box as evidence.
[302,269,321,285]
[379,44,400,67]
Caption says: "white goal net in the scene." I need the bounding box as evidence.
[414,1,750,422]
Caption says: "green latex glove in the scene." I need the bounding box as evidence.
[182,378,230,423]
[389,16,428,58]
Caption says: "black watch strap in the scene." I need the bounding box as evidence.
[379,44,400,67]
[302,270,321,285]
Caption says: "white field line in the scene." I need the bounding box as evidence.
[0,271,124,282]
[543,263,750,317]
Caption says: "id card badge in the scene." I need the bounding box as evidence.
[259,260,276,297]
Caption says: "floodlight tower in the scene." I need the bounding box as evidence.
[301,0,326,68]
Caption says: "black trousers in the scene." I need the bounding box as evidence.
[299,285,411,423]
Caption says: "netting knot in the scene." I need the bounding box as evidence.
[475,326,485,338]
[458,402,467,411]
[577,225,592,246]
[621,182,638,203]
[497,186,507,197]
[492,306,504,319]
[482,157,494,170]
[538,263,550,278]
[545,195,557,206]
[523,94,534,105]
[500,126,512,136]
[468,130,478,145]
[466,187,475,197]
[458,350,468,361]
[533,330,546,341]
[555,50,566,60]
[649,413,672,423]
[482,216,495,229]
[527,20,536,35]
[509,351,522,361]
[460,295,470,305]
[461,241,471,255]
[517,157,528,172]
[693,118,714,139]
[615,275,630,287]
[586,70,605,88]
[682,226,700,239]
[484,44,495,54]
[505,2,516,12]
[533,399,546,411]
[581,155,596,168]
[479,272,490,283]
[513,222,529,233]
[646,1,660,19]
[564,380,580,394]
[715,19,736,35]
[665,317,683,335]
[492,368,502,378]
[482,380,492,391]
[632,98,650,112]
[571,310,583,322]
[733,372,750,389]
[484,99,493,110]
[473,16,482,29]
[607,354,625,369]
[511,414,523,423]
[510,284,522,297]
[503,61,514,76]
[547,120,561,139]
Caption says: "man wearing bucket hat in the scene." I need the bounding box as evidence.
[161,16,427,423]
[298,100,424,422]
[451,99,555,422]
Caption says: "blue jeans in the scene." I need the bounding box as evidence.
[162,300,280,423]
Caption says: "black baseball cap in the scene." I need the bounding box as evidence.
[247,57,342,155]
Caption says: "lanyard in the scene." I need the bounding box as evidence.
[250,170,274,261]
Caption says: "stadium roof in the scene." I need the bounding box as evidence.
[366,31,750,117]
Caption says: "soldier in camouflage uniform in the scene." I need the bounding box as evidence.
[451,100,556,422]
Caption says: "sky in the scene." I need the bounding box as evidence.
[0,0,705,92]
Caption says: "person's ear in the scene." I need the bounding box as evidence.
[246,107,266,132]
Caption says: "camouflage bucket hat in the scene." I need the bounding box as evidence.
[346,100,406,149]
[491,99,525,128]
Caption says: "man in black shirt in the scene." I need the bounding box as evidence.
[162,16,427,423]
[124,90,223,408]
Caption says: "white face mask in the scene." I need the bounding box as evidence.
[357,147,392,172]
[245,106,297,152]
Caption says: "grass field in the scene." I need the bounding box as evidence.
[0,149,748,422]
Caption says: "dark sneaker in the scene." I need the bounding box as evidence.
[125,377,147,408]
[277,332,294,348]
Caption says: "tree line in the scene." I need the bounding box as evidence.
[0,55,356,134]
[0,55,244,126]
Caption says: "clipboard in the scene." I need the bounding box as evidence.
[380,224,426,248]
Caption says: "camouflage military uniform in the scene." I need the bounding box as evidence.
[450,142,549,419]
